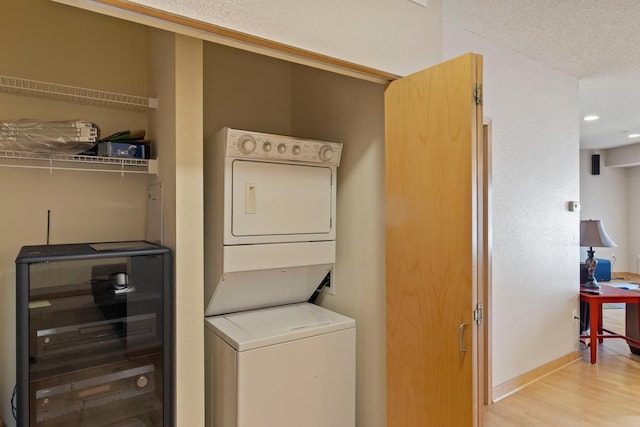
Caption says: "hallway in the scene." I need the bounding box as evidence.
[484,308,640,426]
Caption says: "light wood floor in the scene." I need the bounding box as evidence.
[483,307,640,426]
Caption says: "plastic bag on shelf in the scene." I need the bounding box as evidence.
[0,119,100,154]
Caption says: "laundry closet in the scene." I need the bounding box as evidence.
[1,2,388,426]
[201,42,386,427]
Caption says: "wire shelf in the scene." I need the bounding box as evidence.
[0,75,158,112]
[0,150,157,176]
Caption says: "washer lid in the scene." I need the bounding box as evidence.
[205,302,355,351]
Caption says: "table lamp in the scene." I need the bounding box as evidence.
[580,219,617,290]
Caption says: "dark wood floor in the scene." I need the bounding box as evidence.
[484,307,640,426]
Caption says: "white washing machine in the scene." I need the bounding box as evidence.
[205,303,355,427]
[203,128,355,427]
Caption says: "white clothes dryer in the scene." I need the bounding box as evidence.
[205,128,343,316]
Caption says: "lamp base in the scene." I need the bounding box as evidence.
[584,248,600,290]
[582,279,600,290]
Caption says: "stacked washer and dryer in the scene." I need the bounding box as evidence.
[204,128,356,427]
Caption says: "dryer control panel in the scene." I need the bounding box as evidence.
[223,128,342,166]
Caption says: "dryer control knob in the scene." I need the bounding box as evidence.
[263,141,272,152]
[292,145,301,155]
[277,143,287,153]
[238,135,257,154]
[318,145,334,162]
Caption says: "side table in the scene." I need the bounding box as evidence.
[580,284,640,363]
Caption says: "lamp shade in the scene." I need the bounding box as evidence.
[580,219,617,248]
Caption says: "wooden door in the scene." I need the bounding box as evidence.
[385,53,484,427]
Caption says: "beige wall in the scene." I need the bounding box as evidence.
[579,150,628,270]
[580,146,640,278]
[202,43,293,138]
[1,2,150,425]
[443,21,581,389]
[147,29,206,426]
[170,33,206,427]
[626,167,640,270]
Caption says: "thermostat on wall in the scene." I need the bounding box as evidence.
[568,201,581,212]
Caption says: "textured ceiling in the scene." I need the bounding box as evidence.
[443,0,640,150]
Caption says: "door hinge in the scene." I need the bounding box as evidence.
[474,303,483,324]
[474,84,483,105]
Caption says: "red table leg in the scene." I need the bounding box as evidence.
[598,303,604,344]
[589,301,600,364]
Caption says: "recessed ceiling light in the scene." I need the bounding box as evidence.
[584,115,599,121]
[628,133,640,138]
